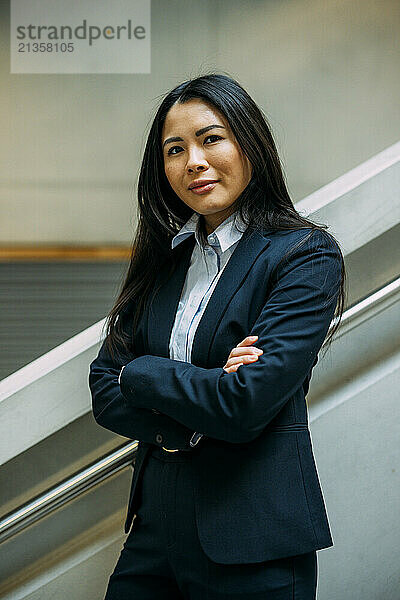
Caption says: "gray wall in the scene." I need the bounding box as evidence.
[0,0,399,243]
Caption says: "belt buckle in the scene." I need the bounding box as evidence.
[161,432,203,453]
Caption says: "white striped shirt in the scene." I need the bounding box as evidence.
[169,210,248,446]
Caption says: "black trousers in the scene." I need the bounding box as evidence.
[105,445,317,599]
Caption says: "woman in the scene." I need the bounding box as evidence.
[89,73,346,599]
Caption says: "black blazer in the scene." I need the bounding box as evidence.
[89,226,341,564]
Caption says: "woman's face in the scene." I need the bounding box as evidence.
[162,99,252,234]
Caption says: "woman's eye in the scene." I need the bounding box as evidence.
[204,134,222,143]
[167,145,183,156]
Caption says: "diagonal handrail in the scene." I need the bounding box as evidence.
[0,441,137,545]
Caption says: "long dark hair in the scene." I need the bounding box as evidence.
[104,72,346,362]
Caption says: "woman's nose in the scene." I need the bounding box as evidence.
[186,148,209,173]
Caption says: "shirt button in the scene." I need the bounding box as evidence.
[155,433,163,444]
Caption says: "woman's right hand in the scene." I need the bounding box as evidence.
[223,336,263,373]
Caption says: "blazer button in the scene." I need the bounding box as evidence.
[155,433,163,444]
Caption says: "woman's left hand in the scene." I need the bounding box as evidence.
[223,335,263,373]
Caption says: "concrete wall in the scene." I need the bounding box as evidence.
[311,355,400,599]
[0,0,399,243]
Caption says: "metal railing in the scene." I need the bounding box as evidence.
[0,441,138,544]
[0,274,399,545]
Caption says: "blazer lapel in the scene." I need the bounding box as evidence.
[145,234,195,359]
[146,228,271,367]
[191,229,271,367]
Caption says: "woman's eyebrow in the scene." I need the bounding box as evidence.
[162,124,225,149]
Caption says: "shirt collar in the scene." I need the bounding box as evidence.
[171,211,247,253]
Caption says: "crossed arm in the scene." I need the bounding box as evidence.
[89,333,198,450]
[89,231,341,445]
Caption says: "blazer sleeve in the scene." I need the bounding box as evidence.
[119,230,342,444]
[88,329,198,450]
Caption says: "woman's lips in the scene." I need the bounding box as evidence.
[190,182,218,195]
